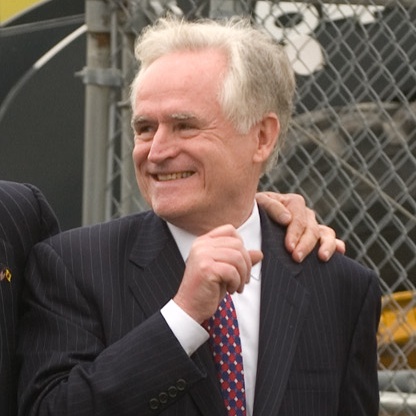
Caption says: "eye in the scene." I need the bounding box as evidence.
[134,123,156,141]
[177,122,193,130]
[175,121,198,137]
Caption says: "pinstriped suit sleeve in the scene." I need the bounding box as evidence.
[17,225,207,416]
[337,266,381,415]
[292,252,381,416]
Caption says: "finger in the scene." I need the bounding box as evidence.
[278,194,311,252]
[211,262,244,294]
[316,226,346,262]
[316,224,336,262]
[249,249,263,267]
[284,212,310,255]
[255,192,292,225]
[206,223,240,238]
[207,226,254,284]
[195,226,262,293]
[210,248,262,293]
[290,208,319,262]
[211,246,252,290]
[336,239,346,254]
[191,238,252,291]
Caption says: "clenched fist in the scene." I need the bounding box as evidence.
[173,224,263,324]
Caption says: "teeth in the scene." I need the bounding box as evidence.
[157,172,193,181]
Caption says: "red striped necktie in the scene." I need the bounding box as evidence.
[203,292,247,416]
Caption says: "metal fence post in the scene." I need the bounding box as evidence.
[208,0,250,17]
[81,0,112,225]
[120,32,142,217]
[119,1,150,216]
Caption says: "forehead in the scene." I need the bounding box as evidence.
[133,49,228,115]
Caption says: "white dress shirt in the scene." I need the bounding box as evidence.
[161,202,262,415]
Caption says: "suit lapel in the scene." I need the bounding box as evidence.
[127,213,185,316]
[126,212,226,416]
[253,211,311,415]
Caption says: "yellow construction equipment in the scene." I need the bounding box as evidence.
[378,291,416,369]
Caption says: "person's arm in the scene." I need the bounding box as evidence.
[255,192,346,263]
[18,242,205,416]
[337,270,381,415]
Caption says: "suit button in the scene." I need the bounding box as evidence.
[149,398,159,410]
[176,378,186,391]
[159,392,169,404]
[168,386,178,398]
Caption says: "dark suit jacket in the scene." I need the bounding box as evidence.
[18,208,381,416]
[0,181,59,416]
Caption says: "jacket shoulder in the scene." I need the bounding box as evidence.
[0,180,59,254]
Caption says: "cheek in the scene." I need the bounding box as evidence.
[132,145,150,198]
[132,141,149,167]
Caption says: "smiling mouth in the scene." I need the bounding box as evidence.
[156,171,194,182]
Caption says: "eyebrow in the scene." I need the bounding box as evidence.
[131,115,150,127]
[170,112,197,121]
[131,113,198,126]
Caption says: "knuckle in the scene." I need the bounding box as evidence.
[318,224,336,238]
[289,193,306,205]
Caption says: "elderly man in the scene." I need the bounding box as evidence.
[18,17,379,416]
[1,187,334,416]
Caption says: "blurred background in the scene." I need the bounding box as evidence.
[1,1,415,414]
[0,0,85,230]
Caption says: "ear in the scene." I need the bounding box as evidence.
[252,113,280,164]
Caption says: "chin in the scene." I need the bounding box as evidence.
[152,200,185,220]
[153,201,200,227]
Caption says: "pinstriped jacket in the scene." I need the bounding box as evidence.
[0,181,59,416]
[17,208,381,416]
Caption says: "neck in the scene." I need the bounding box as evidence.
[165,201,256,236]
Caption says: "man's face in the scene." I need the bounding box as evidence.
[132,49,266,235]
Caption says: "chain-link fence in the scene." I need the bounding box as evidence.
[80,0,416,413]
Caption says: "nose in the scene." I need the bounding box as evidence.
[147,125,179,162]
